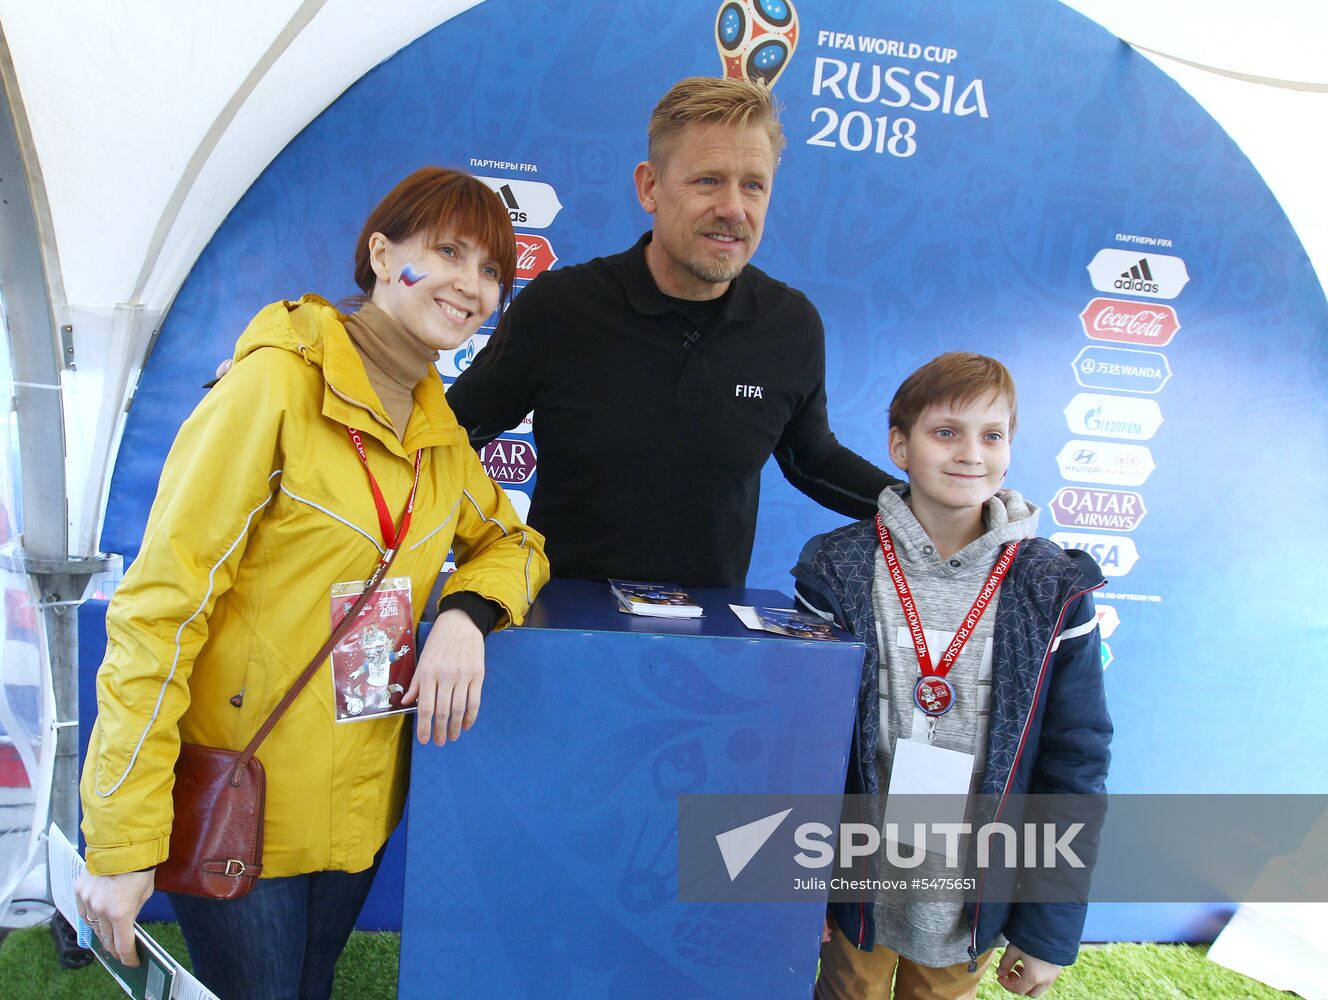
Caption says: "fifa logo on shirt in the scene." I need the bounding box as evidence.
[735,384,765,398]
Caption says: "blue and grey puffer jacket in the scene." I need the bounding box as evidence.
[794,518,1112,968]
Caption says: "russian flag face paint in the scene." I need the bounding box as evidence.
[400,263,428,286]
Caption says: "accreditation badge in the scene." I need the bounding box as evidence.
[329,577,415,722]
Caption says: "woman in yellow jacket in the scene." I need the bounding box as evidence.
[75,168,549,999]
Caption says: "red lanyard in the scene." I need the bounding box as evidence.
[346,426,422,552]
[875,514,1018,720]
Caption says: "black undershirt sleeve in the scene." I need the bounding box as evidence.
[446,277,548,449]
[436,591,504,636]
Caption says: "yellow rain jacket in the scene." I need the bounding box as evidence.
[81,296,548,877]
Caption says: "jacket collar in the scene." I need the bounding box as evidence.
[623,231,761,323]
[319,308,463,457]
[238,295,465,459]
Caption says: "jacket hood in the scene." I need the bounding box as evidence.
[234,294,343,366]
[877,485,1040,577]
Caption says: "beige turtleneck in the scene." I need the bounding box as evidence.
[342,301,439,440]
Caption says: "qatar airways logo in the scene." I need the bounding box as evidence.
[1049,487,1147,532]
[1080,298,1180,347]
[479,438,536,485]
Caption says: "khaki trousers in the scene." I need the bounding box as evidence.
[814,920,994,1000]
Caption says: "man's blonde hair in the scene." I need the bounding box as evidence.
[647,77,786,166]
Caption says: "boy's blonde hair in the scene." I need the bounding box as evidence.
[647,77,786,166]
[889,352,1019,436]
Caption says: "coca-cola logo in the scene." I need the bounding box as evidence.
[479,438,537,484]
[1079,297,1179,346]
[514,234,558,280]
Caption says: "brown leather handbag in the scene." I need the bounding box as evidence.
[154,552,400,899]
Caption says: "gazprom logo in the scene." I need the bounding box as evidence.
[438,333,490,378]
[1063,394,1163,441]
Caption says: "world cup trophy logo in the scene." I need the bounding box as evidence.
[715,0,799,89]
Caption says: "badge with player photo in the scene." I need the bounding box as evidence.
[329,577,416,722]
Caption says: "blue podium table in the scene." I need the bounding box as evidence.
[399,580,865,999]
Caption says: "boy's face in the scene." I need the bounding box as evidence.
[889,393,1012,515]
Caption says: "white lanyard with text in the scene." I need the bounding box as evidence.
[874,513,1018,741]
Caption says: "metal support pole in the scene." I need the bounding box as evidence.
[24,556,120,846]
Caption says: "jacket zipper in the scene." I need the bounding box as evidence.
[328,382,397,435]
[967,580,1106,971]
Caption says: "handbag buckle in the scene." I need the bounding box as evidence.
[224,859,248,877]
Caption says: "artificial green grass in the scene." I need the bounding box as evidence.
[0,926,1290,999]
[0,922,398,999]
[976,943,1289,999]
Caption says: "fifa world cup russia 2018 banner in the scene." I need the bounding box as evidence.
[101,0,1328,941]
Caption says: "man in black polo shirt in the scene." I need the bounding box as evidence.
[447,77,898,586]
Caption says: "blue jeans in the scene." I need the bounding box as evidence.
[167,852,383,1000]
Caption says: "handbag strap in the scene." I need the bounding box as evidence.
[228,545,402,785]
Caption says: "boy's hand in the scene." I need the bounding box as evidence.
[996,946,1062,997]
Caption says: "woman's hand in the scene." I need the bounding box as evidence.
[403,609,485,745]
[996,945,1063,997]
[74,868,156,966]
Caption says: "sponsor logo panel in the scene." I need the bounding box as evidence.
[438,333,490,379]
[1087,249,1190,300]
[1063,393,1163,441]
[480,438,537,485]
[1072,345,1172,395]
[1055,440,1155,487]
[1079,298,1180,346]
[515,233,558,280]
[1049,487,1147,532]
[1049,532,1140,577]
[1095,604,1120,640]
[475,176,564,228]
[503,487,531,522]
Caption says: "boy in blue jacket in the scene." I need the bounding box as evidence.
[794,353,1111,999]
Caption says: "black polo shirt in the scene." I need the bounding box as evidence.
[446,233,895,587]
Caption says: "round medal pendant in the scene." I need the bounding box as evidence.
[914,675,955,717]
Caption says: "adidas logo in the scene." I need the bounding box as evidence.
[1113,257,1159,294]
[497,184,527,223]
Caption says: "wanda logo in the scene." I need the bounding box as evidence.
[1079,298,1179,346]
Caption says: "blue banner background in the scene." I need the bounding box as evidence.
[98,0,1328,941]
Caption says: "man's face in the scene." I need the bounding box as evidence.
[634,121,776,300]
